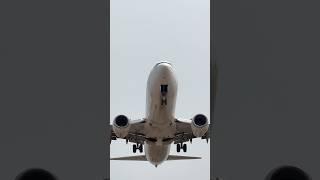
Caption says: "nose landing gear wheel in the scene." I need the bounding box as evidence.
[176,144,181,152]
[161,96,167,105]
[160,85,168,105]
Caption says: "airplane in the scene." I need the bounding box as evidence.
[109,61,211,167]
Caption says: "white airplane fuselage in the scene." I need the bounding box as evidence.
[144,62,178,166]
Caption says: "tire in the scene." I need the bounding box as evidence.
[183,144,187,152]
[133,144,137,153]
[139,145,143,153]
[177,144,181,152]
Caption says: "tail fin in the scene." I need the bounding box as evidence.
[110,155,201,161]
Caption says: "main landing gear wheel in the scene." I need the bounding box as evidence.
[133,144,143,153]
[177,143,187,153]
[133,144,137,153]
[161,96,167,105]
[177,144,181,152]
[182,144,187,152]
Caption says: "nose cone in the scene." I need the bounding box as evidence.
[155,61,172,66]
[148,61,177,88]
[154,62,174,76]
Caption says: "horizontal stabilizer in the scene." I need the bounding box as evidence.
[167,155,201,160]
[110,155,147,161]
[110,155,201,161]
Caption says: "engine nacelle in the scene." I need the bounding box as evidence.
[191,114,209,137]
[265,165,311,180]
[112,115,130,138]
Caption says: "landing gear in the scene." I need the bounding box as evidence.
[182,144,187,152]
[133,144,137,153]
[133,144,143,153]
[176,143,187,153]
[160,85,168,105]
[161,96,167,105]
[177,144,181,152]
[161,84,168,93]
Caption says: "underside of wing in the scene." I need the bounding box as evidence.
[174,118,211,144]
[174,119,195,144]
[110,118,146,144]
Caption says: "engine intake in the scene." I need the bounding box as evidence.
[113,115,130,138]
[193,114,207,127]
[265,165,311,180]
[191,114,209,137]
[114,115,129,127]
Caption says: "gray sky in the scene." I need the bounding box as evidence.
[110,0,210,179]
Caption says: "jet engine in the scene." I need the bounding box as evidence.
[113,115,131,138]
[191,114,209,137]
[265,165,311,180]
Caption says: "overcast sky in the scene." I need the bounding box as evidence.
[110,0,210,179]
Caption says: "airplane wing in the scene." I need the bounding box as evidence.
[174,119,211,144]
[110,119,146,144]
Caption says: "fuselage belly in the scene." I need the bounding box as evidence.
[144,62,178,166]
